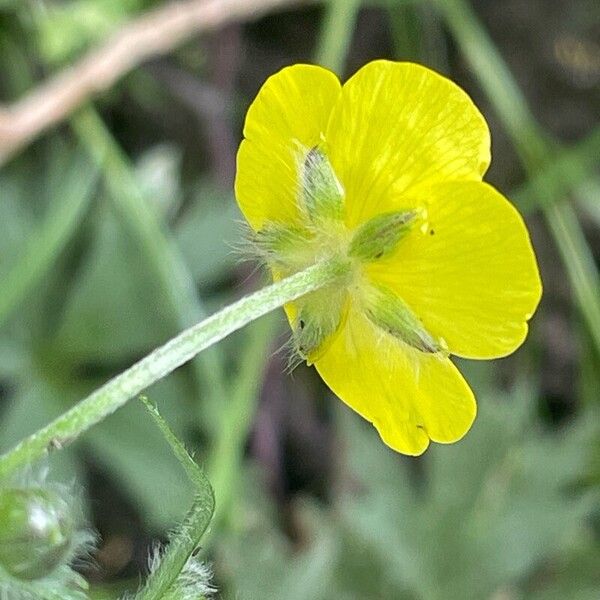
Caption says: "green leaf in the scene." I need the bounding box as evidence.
[217,386,599,600]
[0,152,96,329]
[340,387,598,599]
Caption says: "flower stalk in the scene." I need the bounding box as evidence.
[0,259,346,480]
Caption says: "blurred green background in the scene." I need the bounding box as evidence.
[0,0,599,598]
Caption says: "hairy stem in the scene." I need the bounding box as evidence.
[71,107,228,436]
[136,399,215,600]
[0,260,345,480]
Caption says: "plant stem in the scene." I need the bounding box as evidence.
[315,0,362,73]
[513,127,600,214]
[71,107,228,435]
[137,399,215,600]
[388,2,423,62]
[0,260,345,480]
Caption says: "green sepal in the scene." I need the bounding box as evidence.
[349,210,418,261]
[362,284,444,354]
[293,289,346,364]
[253,222,313,268]
[300,146,345,222]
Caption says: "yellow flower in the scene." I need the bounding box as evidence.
[235,60,542,455]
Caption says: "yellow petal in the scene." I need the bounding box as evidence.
[325,60,491,227]
[235,65,341,231]
[367,181,542,359]
[314,306,476,455]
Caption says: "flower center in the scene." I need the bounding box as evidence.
[252,145,445,363]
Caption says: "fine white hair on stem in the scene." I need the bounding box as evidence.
[230,220,270,267]
[126,544,216,600]
[283,337,306,376]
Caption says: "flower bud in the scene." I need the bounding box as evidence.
[0,487,74,581]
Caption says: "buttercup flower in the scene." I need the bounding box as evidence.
[235,60,542,455]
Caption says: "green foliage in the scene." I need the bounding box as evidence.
[0,480,94,599]
[133,399,215,600]
[218,389,599,599]
[0,154,238,553]
[0,0,599,598]
[31,0,153,64]
[175,183,241,291]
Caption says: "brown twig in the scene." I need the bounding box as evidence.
[0,0,313,165]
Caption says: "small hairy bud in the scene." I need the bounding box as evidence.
[0,487,74,581]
